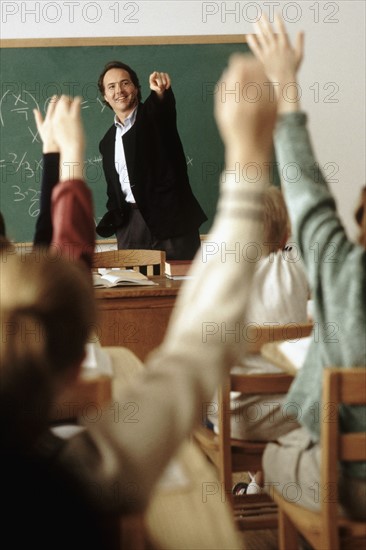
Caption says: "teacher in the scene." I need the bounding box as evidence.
[96,61,207,260]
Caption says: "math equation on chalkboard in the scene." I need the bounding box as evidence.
[0,83,112,241]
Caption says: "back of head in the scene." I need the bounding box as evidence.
[0,250,96,449]
[2,446,112,550]
[263,186,290,254]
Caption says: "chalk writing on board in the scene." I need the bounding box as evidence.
[0,85,111,230]
[2,38,252,242]
[0,89,40,127]
[11,186,40,218]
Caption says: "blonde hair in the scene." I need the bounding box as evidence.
[0,251,96,448]
[263,186,290,254]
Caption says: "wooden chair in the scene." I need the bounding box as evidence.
[194,322,314,530]
[271,367,366,550]
[92,249,166,277]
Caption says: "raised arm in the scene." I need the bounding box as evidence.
[34,96,95,268]
[247,15,351,276]
[61,58,278,513]
[247,14,366,345]
[33,97,60,246]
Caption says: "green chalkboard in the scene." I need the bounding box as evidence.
[0,37,264,242]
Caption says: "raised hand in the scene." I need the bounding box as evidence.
[247,13,304,85]
[51,95,84,155]
[149,71,171,96]
[33,96,59,153]
[43,95,85,181]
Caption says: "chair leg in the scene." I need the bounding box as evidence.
[278,509,299,550]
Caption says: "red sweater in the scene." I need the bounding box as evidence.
[51,179,95,269]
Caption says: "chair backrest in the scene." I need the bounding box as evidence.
[320,367,366,549]
[218,323,314,497]
[92,249,166,276]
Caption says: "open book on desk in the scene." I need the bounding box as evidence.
[93,268,158,288]
[261,336,311,376]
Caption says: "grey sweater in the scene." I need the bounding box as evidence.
[274,112,366,478]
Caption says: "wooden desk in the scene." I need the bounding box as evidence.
[94,276,183,360]
[146,440,243,550]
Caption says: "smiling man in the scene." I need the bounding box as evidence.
[96,61,207,259]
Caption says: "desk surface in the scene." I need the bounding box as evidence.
[94,276,183,299]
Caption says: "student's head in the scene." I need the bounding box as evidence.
[263,186,290,254]
[355,185,366,249]
[0,252,96,449]
[98,61,142,113]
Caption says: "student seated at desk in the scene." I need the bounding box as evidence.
[207,185,309,493]
[207,185,309,438]
[247,14,366,519]
[1,58,278,547]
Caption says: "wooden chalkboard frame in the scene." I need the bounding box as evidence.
[1,35,247,47]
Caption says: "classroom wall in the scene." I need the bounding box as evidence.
[1,0,365,240]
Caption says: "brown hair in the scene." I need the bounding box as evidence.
[97,61,142,108]
[0,252,96,449]
[263,186,290,254]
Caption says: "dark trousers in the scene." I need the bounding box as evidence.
[116,208,201,261]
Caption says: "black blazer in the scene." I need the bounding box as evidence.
[96,88,207,238]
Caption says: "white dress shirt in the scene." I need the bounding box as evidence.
[114,108,137,203]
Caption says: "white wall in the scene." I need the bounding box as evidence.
[1,1,365,238]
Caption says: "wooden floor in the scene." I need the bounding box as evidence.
[240,528,278,549]
[227,473,280,549]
